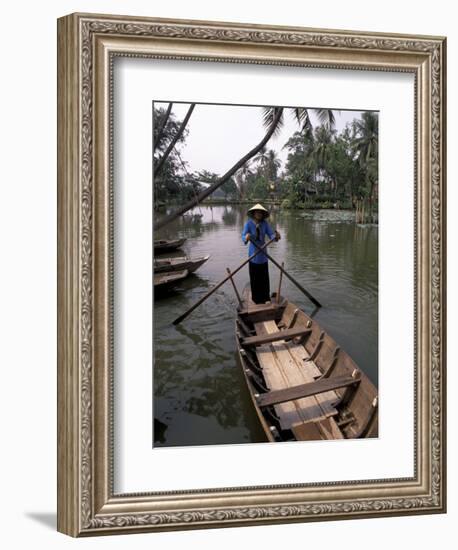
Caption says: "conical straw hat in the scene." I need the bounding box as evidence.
[247,203,270,219]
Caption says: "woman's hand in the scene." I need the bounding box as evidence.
[275,231,281,241]
[245,234,251,243]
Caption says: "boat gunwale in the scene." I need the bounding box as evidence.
[235,290,378,441]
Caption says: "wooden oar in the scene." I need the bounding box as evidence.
[250,239,322,308]
[172,237,276,325]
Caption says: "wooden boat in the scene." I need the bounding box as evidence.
[154,255,210,274]
[154,238,187,253]
[154,269,188,289]
[236,287,378,442]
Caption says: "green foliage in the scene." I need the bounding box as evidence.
[247,175,269,200]
[153,103,378,214]
[220,178,238,199]
[153,105,194,203]
[280,112,378,210]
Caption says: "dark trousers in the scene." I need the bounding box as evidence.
[249,261,270,304]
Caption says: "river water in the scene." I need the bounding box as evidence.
[153,205,378,447]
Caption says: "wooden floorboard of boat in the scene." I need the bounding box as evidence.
[254,319,343,438]
[261,320,339,419]
[286,342,339,417]
[254,320,327,429]
[254,334,306,428]
[291,421,324,441]
[292,417,344,441]
[242,289,344,439]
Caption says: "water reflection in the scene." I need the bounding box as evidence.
[153,205,378,447]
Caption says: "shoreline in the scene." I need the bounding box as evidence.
[154,200,378,217]
[156,199,362,211]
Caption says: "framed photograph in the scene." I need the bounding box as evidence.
[57,12,447,536]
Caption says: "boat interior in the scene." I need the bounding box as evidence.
[236,288,378,442]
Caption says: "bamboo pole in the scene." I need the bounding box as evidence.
[250,240,322,308]
[226,267,243,307]
[172,237,276,325]
[276,261,284,304]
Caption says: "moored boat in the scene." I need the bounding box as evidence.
[236,287,378,442]
[154,237,187,253]
[154,255,210,274]
[154,269,188,290]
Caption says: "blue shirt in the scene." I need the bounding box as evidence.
[241,218,276,264]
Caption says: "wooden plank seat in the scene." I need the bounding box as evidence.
[241,327,312,347]
[255,374,361,408]
[253,319,341,432]
[253,322,321,428]
[238,302,286,323]
[259,320,340,417]
[237,288,378,441]
[238,302,283,314]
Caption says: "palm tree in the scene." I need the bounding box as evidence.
[255,147,281,182]
[234,162,253,200]
[262,106,338,136]
[314,126,335,167]
[353,111,378,168]
[352,112,379,221]
[154,105,339,230]
[313,125,336,194]
[154,107,284,230]
[153,102,173,152]
[266,149,281,182]
[154,103,195,177]
[254,146,269,170]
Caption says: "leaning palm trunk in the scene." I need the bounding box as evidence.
[153,102,173,152]
[154,108,284,231]
[154,103,195,177]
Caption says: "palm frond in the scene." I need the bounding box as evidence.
[291,107,312,135]
[261,106,284,137]
[314,108,339,130]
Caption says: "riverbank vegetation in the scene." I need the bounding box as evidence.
[153,104,378,227]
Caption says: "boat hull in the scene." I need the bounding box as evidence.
[154,238,187,253]
[236,289,378,442]
[235,336,275,443]
[154,255,210,274]
[154,269,188,289]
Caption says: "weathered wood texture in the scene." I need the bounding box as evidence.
[252,320,342,433]
[256,375,360,407]
[241,327,311,347]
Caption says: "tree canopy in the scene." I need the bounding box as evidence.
[153,104,378,219]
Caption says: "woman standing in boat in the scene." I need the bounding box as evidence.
[242,204,281,304]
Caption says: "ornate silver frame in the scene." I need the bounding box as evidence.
[57,12,446,536]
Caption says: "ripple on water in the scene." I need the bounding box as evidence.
[153,206,378,446]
